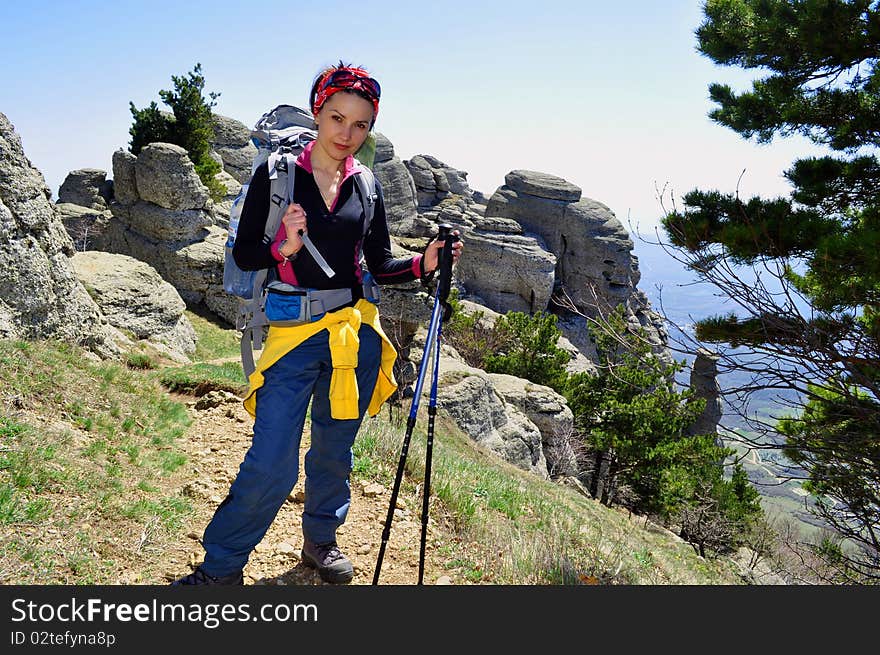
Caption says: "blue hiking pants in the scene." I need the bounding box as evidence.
[200,324,382,577]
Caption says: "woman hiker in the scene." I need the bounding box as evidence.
[172,62,463,585]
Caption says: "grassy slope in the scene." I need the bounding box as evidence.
[0,311,745,585]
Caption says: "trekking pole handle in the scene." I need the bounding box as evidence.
[435,223,459,308]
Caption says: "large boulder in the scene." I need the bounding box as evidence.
[135,142,210,211]
[94,218,226,309]
[438,366,550,479]
[57,168,113,210]
[488,373,579,478]
[0,112,122,358]
[72,251,196,362]
[405,332,550,479]
[210,113,257,185]
[373,132,420,236]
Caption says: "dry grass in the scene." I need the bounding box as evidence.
[0,315,747,586]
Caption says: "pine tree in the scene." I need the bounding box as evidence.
[484,311,570,391]
[563,306,731,513]
[661,0,879,579]
[129,63,225,202]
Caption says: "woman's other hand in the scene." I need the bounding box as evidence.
[423,229,463,274]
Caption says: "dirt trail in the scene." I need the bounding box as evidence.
[159,393,462,586]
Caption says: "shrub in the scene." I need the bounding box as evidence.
[125,353,155,370]
[442,293,508,369]
[484,311,569,391]
[129,63,226,202]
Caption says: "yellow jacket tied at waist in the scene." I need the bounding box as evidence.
[242,299,398,420]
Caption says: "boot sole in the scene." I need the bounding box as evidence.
[301,550,354,584]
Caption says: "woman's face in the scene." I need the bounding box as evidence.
[314,91,374,163]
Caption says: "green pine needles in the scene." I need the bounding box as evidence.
[129,63,226,202]
[661,0,880,580]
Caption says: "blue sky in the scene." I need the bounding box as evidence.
[3,0,829,229]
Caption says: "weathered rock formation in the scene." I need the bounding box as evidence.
[478,169,668,362]
[93,142,235,323]
[405,154,473,209]
[488,373,579,478]
[71,251,197,363]
[436,355,550,480]
[405,330,577,479]
[686,348,723,440]
[210,114,257,185]
[0,112,123,357]
[373,133,420,236]
[58,168,113,210]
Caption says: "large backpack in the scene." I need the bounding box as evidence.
[222,104,378,378]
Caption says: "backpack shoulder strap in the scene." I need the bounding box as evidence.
[266,153,294,240]
[238,151,297,379]
[352,164,377,237]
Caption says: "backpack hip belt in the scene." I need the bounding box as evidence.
[263,276,381,326]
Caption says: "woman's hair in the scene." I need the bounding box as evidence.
[309,60,378,127]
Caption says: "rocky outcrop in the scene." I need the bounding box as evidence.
[72,251,196,362]
[0,112,123,358]
[488,373,579,478]
[400,161,563,317]
[91,142,232,320]
[479,169,669,362]
[135,143,211,210]
[404,329,579,479]
[486,170,638,313]
[58,168,113,210]
[687,348,722,439]
[210,114,257,185]
[453,227,557,314]
[394,154,482,240]
[373,133,420,236]
[404,154,473,208]
[438,362,550,479]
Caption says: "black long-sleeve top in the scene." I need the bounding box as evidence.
[232,158,423,294]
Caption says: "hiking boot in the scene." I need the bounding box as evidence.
[171,565,244,586]
[301,540,354,584]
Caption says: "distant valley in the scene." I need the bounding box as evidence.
[632,230,827,535]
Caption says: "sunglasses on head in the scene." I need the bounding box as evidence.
[320,69,381,100]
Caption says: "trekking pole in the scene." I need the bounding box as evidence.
[373,224,457,585]
[417,226,457,584]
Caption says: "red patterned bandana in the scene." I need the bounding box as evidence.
[311,66,380,120]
